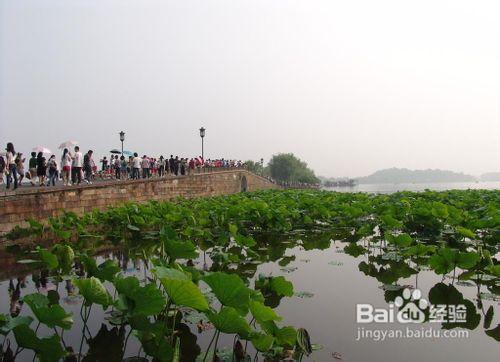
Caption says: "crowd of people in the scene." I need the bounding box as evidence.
[0,142,245,189]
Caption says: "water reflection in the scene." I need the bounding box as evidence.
[0,227,498,361]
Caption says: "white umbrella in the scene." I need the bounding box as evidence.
[32,146,52,154]
[59,140,78,149]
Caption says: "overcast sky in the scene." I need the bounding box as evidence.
[1,0,499,177]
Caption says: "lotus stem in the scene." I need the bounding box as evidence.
[203,330,218,362]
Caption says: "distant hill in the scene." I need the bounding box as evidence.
[480,172,500,181]
[356,168,476,184]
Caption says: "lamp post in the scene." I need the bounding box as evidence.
[199,127,206,161]
[260,158,264,175]
[119,131,125,156]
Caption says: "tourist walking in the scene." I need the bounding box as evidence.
[132,153,141,179]
[120,156,128,179]
[83,150,93,184]
[158,156,165,177]
[174,156,179,175]
[48,155,58,186]
[141,155,150,178]
[180,158,186,175]
[0,155,5,185]
[114,155,120,179]
[71,146,83,185]
[28,152,38,186]
[169,155,175,174]
[61,148,72,186]
[5,142,18,189]
[15,153,26,185]
[36,152,47,186]
[100,157,108,172]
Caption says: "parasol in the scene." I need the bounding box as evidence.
[59,140,78,150]
[32,146,52,154]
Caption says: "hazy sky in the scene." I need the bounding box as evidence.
[1,0,499,177]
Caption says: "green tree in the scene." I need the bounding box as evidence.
[267,153,319,184]
[244,160,264,175]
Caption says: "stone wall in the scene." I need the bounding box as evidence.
[0,169,278,234]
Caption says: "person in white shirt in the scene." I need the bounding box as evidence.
[132,153,141,179]
[71,146,83,184]
[5,142,18,189]
[61,148,72,186]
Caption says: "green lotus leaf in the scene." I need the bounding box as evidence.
[81,256,120,282]
[202,272,250,313]
[456,226,476,239]
[13,324,66,362]
[380,214,403,229]
[258,321,297,346]
[23,293,73,329]
[152,267,190,281]
[428,248,457,275]
[94,260,121,282]
[51,244,74,272]
[114,276,166,316]
[251,333,274,352]
[39,249,59,270]
[114,275,141,296]
[403,243,436,257]
[234,234,256,247]
[0,315,33,335]
[74,277,112,307]
[208,307,251,337]
[163,239,199,261]
[486,264,500,277]
[269,276,294,297]
[431,202,449,219]
[456,252,480,270]
[276,326,297,346]
[249,300,282,323]
[385,233,413,247]
[343,243,366,257]
[132,284,166,316]
[158,269,208,311]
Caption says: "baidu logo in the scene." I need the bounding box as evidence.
[356,288,429,324]
[394,288,428,323]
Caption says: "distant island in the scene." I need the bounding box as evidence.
[480,172,500,181]
[355,168,476,184]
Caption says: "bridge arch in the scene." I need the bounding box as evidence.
[241,175,248,192]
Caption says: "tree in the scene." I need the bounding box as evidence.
[267,153,319,184]
[244,160,264,175]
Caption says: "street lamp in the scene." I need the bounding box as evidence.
[260,158,264,175]
[199,127,206,161]
[119,131,125,155]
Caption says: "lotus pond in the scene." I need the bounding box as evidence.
[0,189,499,361]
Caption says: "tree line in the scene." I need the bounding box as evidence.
[246,153,319,184]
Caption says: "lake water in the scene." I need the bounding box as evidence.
[324,181,500,193]
[0,230,498,361]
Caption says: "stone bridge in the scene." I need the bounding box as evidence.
[0,169,278,234]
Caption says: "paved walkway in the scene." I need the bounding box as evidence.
[0,167,252,197]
